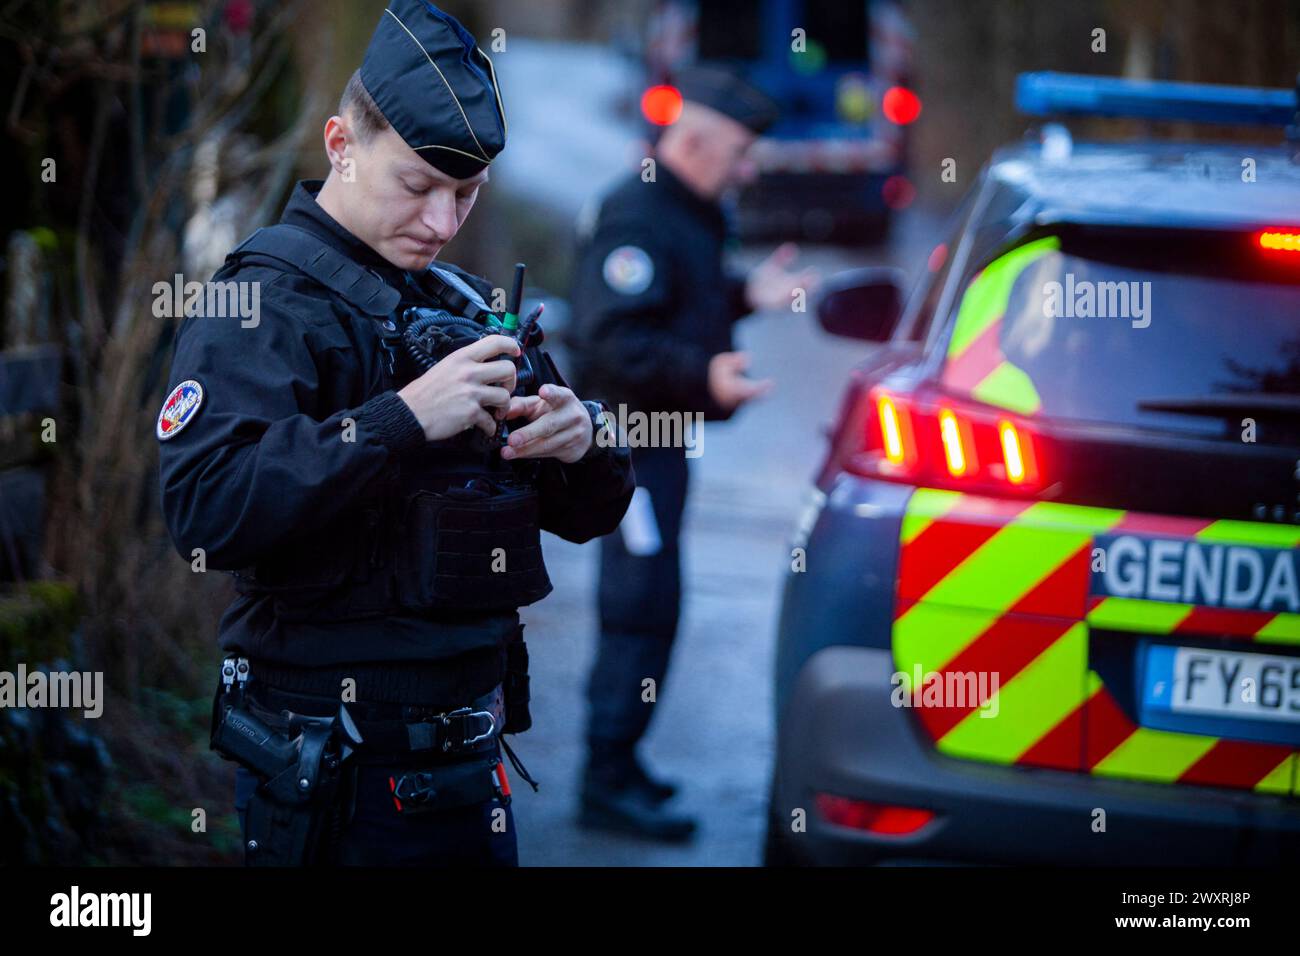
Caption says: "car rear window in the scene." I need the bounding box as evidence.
[940,232,1300,440]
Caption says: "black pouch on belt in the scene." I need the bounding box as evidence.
[502,623,532,734]
[389,754,500,815]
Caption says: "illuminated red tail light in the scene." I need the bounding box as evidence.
[1259,230,1300,253]
[814,793,935,835]
[852,387,1044,494]
[881,86,922,125]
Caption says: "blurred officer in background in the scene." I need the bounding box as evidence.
[158,0,632,866]
[568,66,819,841]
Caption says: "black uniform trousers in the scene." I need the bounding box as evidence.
[586,445,690,761]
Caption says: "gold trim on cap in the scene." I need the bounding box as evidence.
[477,46,508,140]
[411,143,492,165]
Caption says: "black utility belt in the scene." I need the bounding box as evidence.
[244,679,505,763]
[235,479,554,619]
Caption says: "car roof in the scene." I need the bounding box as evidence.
[984,139,1300,232]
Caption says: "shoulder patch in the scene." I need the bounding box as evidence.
[602,245,655,295]
[156,380,204,441]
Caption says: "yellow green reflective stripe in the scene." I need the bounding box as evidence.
[921,501,1124,613]
[1086,597,1193,633]
[893,603,1000,677]
[1196,520,1300,548]
[970,360,1043,415]
[1092,728,1216,782]
[938,622,1089,763]
[1256,614,1300,644]
[1254,754,1296,795]
[947,236,1061,358]
[900,488,965,545]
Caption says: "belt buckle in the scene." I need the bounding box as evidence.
[441,706,496,751]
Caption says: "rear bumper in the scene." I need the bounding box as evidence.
[773,646,1300,865]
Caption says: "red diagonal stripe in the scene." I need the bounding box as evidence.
[915,551,1091,740]
[1174,606,1277,639]
[1177,739,1295,790]
[1018,700,1086,770]
[943,318,1004,392]
[1084,686,1136,769]
[897,520,1006,608]
[917,614,1076,739]
[897,499,1033,610]
[1010,545,1091,619]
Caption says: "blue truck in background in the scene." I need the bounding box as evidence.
[642,0,917,243]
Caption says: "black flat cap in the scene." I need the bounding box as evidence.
[360,0,506,178]
[674,64,780,135]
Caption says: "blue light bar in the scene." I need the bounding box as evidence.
[1017,72,1296,126]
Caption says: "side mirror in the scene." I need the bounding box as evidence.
[815,267,905,342]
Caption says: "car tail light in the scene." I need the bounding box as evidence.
[847,387,1045,495]
[814,793,935,835]
[881,86,922,125]
[1259,229,1300,253]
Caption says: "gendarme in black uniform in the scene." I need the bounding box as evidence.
[567,67,778,841]
[157,1,633,866]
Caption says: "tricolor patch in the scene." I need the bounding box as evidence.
[156,380,204,441]
[602,245,654,295]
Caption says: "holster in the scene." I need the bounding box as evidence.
[210,672,363,866]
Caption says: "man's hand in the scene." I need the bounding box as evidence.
[499,384,592,463]
[397,334,520,442]
[745,242,821,313]
[707,350,772,412]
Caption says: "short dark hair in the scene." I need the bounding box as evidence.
[339,70,389,143]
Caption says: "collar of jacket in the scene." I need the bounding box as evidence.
[280,179,413,292]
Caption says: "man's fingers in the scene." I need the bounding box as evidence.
[504,395,544,420]
[478,385,513,410]
[536,383,574,406]
[471,407,498,436]
[460,334,521,362]
[507,410,564,448]
[468,358,518,386]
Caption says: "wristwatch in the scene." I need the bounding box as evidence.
[579,400,615,460]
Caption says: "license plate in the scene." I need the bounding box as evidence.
[1143,645,1300,744]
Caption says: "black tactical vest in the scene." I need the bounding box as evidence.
[219,224,552,622]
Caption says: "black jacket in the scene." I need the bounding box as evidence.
[567,163,752,421]
[157,181,633,674]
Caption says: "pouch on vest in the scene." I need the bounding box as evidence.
[394,477,552,611]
